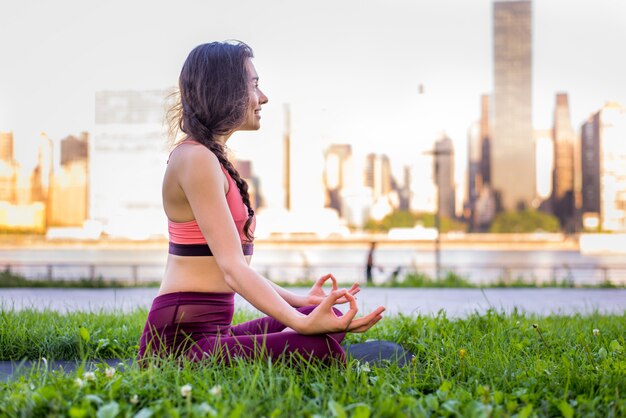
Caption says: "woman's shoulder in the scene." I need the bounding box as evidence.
[170,139,220,166]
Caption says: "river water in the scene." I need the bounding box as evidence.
[1,243,626,286]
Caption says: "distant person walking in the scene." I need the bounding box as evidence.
[366,242,376,285]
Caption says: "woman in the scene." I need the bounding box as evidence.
[138,41,385,364]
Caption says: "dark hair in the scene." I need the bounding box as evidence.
[168,40,255,242]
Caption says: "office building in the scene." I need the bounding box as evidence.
[581,102,626,231]
[492,0,534,210]
[31,132,54,203]
[551,93,576,230]
[466,95,494,229]
[234,159,263,210]
[434,135,456,219]
[364,153,393,200]
[0,132,14,164]
[60,132,89,166]
[92,89,170,238]
[323,144,352,216]
[48,132,90,226]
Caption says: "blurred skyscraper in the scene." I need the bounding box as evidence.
[434,135,456,219]
[31,132,54,204]
[234,159,263,210]
[492,0,535,211]
[48,133,90,226]
[283,104,291,211]
[365,153,397,221]
[581,102,626,232]
[551,93,577,231]
[60,132,89,166]
[92,89,170,239]
[0,131,14,164]
[465,95,495,230]
[323,144,352,216]
[364,153,393,200]
[0,132,15,203]
[0,132,47,232]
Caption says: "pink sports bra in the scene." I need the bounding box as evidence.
[167,140,255,256]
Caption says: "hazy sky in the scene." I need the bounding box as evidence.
[1,0,625,206]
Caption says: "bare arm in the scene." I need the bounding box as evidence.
[176,147,380,334]
[265,280,308,307]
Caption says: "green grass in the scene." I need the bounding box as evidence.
[0,270,160,288]
[1,308,625,416]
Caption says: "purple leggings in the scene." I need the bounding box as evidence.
[138,291,345,364]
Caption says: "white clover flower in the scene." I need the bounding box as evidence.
[83,371,96,381]
[130,394,139,405]
[357,362,371,373]
[210,385,222,396]
[180,384,193,398]
[593,328,600,336]
[74,378,85,388]
[105,367,116,378]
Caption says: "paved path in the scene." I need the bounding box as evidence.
[2,287,625,316]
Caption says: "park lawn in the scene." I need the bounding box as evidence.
[1,308,625,417]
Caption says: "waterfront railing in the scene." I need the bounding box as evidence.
[2,261,626,287]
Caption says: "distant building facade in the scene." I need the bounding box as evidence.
[0,131,46,232]
[323,144,352,216]
[92,89,170,239]
[581,103,626,231]
[434,135,456,219]
[465,95,495,230]
[364,153,397,221]
[60,132,89,166]
[234,158,263,210]
[30,133,54,204]
[551,93,577,231]
[0,131,14,164]
[0,131,16,203]
[364,153,393,200]
[48,133,90,226]
[492,0,535,210]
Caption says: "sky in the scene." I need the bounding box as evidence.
[1,0,625,209]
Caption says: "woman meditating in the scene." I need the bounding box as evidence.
[138,41,385,364]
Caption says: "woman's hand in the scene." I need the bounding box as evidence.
[296,290,385,335]
[306,273,360,306]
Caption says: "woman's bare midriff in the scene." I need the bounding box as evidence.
[158,254,252,295]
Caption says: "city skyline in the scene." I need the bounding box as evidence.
[1,98,625,236]
[1,0,625,213]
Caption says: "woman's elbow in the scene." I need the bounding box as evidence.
[220,262,249,290]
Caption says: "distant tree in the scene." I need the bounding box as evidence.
[363,210,416,232]
[489,209,561,233]
[417,213,467,233]
[363,211,467,233]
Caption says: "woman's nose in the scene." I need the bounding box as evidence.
[259,89,268,104]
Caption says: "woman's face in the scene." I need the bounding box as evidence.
[239,58,268,131]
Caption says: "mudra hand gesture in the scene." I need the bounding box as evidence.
[300,288,385,334]
[306,273,360,305]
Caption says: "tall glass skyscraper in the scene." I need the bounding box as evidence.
[492,0,534,210]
